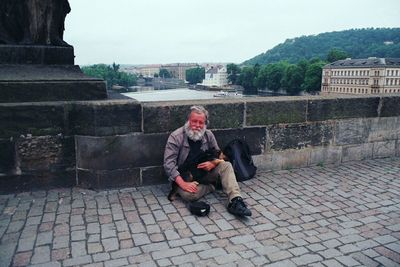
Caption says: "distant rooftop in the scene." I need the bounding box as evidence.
[324,57,400,68]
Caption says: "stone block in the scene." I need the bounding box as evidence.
[77,169,141,189]
[396,140,400,157]
[141,166,168,186]
[143,101,244,133]
[272,149,311,170]
[307,97,379,121]
[309,146,342,166]
[0,45,74,65]
[254,149,312,172]
[246,99,307,125]
[380,96,400,117]
[213,127,266,155]
[16,135,75,172]
[368,117,400,142]
[253,153,282,172]
[342,143,373,162]
[335,118,371,145]
[0,171,75,194]
[75,133,169,170]
[0,139,16,174]
[0,81,107,102]
[0,64,107,102]
[66,100,142,136]
[267,122,333,151]
[372,140,396,158]
[0,102,65,137]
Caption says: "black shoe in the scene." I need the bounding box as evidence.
[228,197,252,217]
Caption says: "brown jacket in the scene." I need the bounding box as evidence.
[163,126,219,182]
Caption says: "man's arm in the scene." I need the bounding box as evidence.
[164,133,199,193]
[163,134,181,182]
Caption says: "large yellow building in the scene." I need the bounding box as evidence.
[321,57,400,95]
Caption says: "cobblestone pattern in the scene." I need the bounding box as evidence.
[0,158,399,267]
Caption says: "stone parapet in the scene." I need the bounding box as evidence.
[1,95,400,192]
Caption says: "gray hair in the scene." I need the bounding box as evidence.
[188,105,209,122]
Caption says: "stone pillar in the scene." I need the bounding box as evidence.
[0,0,107,102]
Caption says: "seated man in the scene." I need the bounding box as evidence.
[163,105,251,217]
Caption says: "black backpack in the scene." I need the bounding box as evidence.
[223,139,257,181]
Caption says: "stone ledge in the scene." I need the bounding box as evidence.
[0,171,75,193]
[0,45,74,65]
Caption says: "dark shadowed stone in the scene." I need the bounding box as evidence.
[142,167,168,186]
[16,135,75,172]
[0,102,65,137]
[0,80,107,102]
[335,119,371,145]
[0,171,75,194]
[0,65,107,102]
[246,99,307,125]
[307,97,380,121]
[213,127,266,155]
[77,168,141,189]
[142,102,244,133]
[0,139,16,174]
[142,104,188,133]
[76,133,169,171]
[268,122,334,151]
[380,96,400,117]
[66,100,142,136]
[206,103,244,129]
[0,45,74,64]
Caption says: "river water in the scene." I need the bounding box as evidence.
[123,88,221,102]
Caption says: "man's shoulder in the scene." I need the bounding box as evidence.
[204,129,215,138]
[170,126,185,137]
[169,127,186,142]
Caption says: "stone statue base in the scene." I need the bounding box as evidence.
[0,45,108,102]
[0,45,74,64]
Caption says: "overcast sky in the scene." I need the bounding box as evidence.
[64,0,400,65]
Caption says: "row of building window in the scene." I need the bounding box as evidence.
[330,70,370,76]
[328,69,400,77]
[322,87,400,94]
[387,70,400,76]
[331,78,369,85]
[386,78,400,85]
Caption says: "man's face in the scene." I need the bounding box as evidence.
[188,112,206,132]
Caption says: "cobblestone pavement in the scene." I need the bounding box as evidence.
[1,158,399,267]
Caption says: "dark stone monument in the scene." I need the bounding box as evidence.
[0,0,107,102]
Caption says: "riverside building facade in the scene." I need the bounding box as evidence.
[321,57,400,95]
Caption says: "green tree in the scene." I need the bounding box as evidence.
[227,63,241,84]
[237,66,258,94]
[264,62,288,92]
[159,68,172,78]
[281,64,304,95]
[81,63,137,89]
[302,60,326,93]
[185,67,205,84]
[326,48,350,62]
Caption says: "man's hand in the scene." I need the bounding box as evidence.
[175,175,199,193]
[197,161,216,172]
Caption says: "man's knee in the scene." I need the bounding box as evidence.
[218,161,232,170]
[179,191,201,202]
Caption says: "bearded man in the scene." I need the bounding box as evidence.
[163,105,252,217]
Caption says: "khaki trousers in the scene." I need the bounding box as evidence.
[177,161,241,203]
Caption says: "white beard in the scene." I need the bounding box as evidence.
[184,121,206,141]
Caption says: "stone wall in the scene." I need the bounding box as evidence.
[1,95,399,192]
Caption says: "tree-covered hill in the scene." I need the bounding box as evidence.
[243,28,400,65]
